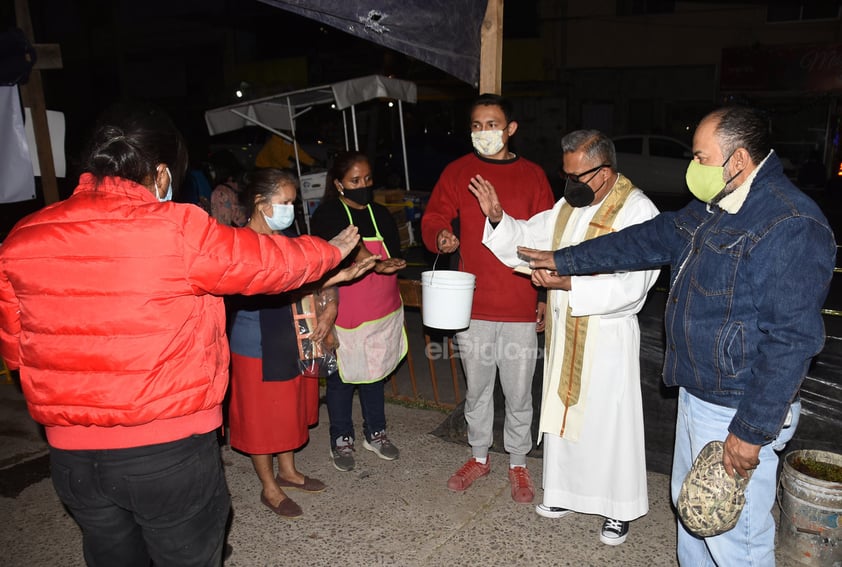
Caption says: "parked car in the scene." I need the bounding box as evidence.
[613,135,693,194]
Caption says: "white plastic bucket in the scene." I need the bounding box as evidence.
[421,270,476,330]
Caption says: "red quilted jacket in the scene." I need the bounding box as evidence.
[0,174,340,450]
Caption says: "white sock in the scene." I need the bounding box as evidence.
[510,464,526,469]
[474,456,487,465]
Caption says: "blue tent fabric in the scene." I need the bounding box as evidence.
[258,0,487,87]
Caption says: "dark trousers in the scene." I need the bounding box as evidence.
[50,431,230,567]
[325,371,386,446]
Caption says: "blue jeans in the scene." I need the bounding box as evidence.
[326,370,386,446]
[50,432,230,567]
[671,388,799,567]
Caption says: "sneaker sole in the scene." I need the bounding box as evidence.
[362,439,399,461]
[535,506,573,519]
[599,533,628,546]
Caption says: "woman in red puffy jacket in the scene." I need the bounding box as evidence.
[0,102,359,566]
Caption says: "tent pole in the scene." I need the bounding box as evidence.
[342,110,350,151]
[398,100,410,191]
[287,96,306,235]
[287,96,302,181]
[351,105,359,151]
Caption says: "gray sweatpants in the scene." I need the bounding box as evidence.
[455,319,537,465]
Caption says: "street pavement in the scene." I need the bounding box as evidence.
[0,379,805,567]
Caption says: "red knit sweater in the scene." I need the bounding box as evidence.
[422,153,554,322]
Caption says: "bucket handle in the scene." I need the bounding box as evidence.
[429,251,465,284]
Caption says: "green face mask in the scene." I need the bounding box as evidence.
[685,153,737,203]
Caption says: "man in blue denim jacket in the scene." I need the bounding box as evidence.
[518,105,836,565]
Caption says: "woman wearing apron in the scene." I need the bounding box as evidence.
[310,151,408,472]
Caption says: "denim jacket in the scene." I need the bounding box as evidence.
[552,152,835,445]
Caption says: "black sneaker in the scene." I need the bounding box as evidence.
[535,504,573,519]
[330,435,355,472]
[600,518,629,546]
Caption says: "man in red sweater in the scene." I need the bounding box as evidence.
[421,93,554,502]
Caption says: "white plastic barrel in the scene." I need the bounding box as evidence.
[420,270,476,330]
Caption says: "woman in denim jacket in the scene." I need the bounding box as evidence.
[519,105,836,566]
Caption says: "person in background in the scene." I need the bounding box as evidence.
[210,149,248,227]
[178,157,213,214]
[0,102,359,566]
[421,93,555,503]
[228,168,377,518]
[518,105,835,565]
[310,151,407,472]
[470,129,659,545]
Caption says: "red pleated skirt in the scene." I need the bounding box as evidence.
[228,352,320,455]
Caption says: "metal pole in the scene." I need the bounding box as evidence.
[287,96,307,234]
[398,99,410,191]
[342,110,350,151]
[287,97,302,180]
[351,105,359,151]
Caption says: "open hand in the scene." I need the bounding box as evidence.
[516,246,557,271]
[322,254,379,287]
[375,258,407,274]
[531,269,571,290]
[328,225,361,261]
[468,174,504,223]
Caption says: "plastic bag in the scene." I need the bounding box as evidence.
[292,289,338,377]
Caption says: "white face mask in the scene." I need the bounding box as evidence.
[264,203,295,231]
[471,129,505,156]
[155,167,173,202]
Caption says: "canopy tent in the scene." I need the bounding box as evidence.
[205,74,416,184]
[204,74,418,231]
[257,0,488,87]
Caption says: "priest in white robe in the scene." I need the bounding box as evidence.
[469,129,660,546]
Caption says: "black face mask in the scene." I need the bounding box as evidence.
[564,179,598,207]
[343,186,373,206]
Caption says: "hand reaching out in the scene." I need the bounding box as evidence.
[328,225,361,261]
[531,269,571,290]
[375,257,407,274]
[516,246,557,271]
[322,254,379,288]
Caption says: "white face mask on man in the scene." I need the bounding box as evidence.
[471,130,505,156]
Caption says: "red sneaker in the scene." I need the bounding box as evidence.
[508,466,534,503]
[447,457,491,491]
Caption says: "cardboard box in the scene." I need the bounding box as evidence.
[300,171,327,200]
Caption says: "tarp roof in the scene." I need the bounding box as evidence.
[258,0,488,87]
[204,74,417,136]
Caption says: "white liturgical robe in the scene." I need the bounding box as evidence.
[483,177,659,520]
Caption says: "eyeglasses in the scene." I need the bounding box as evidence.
[559,163,610,183]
